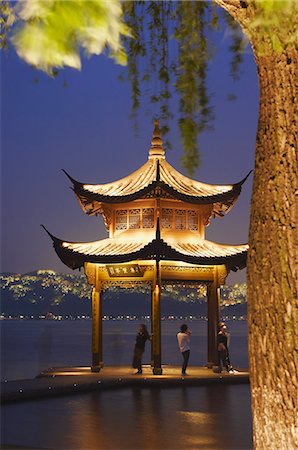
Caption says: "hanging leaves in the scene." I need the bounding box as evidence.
[121,1,146,129]
[122,1,218,175]
[1,0,249,174]
[10,0,130,75]
[174,1,213,174]
[0,1,16,50]
[223,11,247,81]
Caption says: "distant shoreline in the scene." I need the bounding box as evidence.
[0,315,247,321]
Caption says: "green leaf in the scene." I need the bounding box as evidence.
[10,0,130,74]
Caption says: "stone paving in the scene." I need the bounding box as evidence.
[1,365,249,404]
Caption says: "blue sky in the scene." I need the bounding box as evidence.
[1,16,259,284]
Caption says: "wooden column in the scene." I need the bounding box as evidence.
[207,268,220,368]
[150,285,154,367]
[151,261,162,374]
[91,280,103,372]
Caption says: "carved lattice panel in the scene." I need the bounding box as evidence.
[142,208,154,228]
[101,280,152,291]
[161,208,173,229]
[129,209,141,229]
[115,210,128,230]
[174,209,186,230]
[188,210,198,231]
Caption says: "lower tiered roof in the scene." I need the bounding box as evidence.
[42,226,248,272]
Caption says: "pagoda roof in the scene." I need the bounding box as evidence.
[42,226,248,273]
[63,121,252,217]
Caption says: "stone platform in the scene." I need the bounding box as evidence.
[1,365,249,404]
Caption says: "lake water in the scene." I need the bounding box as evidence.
[1,319,248,380]
[1,320,252,450]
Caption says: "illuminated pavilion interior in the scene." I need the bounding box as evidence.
[44,120,250,374]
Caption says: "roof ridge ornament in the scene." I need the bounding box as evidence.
[148,119,165,160]
[156,159,160,181]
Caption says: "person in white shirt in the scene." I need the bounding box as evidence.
[177,324,191,375]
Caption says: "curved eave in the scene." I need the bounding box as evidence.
[76,179,243,204]
[43,228,247,273]
[63,168,252,212]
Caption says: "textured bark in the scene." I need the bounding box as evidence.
[214,1,298,449]
[247,47,297,450]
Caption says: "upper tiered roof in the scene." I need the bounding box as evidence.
[63,120,251,218]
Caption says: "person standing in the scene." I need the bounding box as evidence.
[177,324,191,375]
[132,324,151,374]
[217,322,236,373]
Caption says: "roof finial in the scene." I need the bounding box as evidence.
[148,118,165,159]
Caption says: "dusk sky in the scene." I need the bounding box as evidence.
[2,20,259,285]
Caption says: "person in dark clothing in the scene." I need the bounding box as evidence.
[217,322,235,373]
[132,324,151,374]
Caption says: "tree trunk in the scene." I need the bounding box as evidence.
[214,2,297,449]
[247,47,297,450]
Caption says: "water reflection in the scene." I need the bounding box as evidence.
[36,325,53,372]
[2,386,252,449]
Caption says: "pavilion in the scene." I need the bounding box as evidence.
[44,120,250,374]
